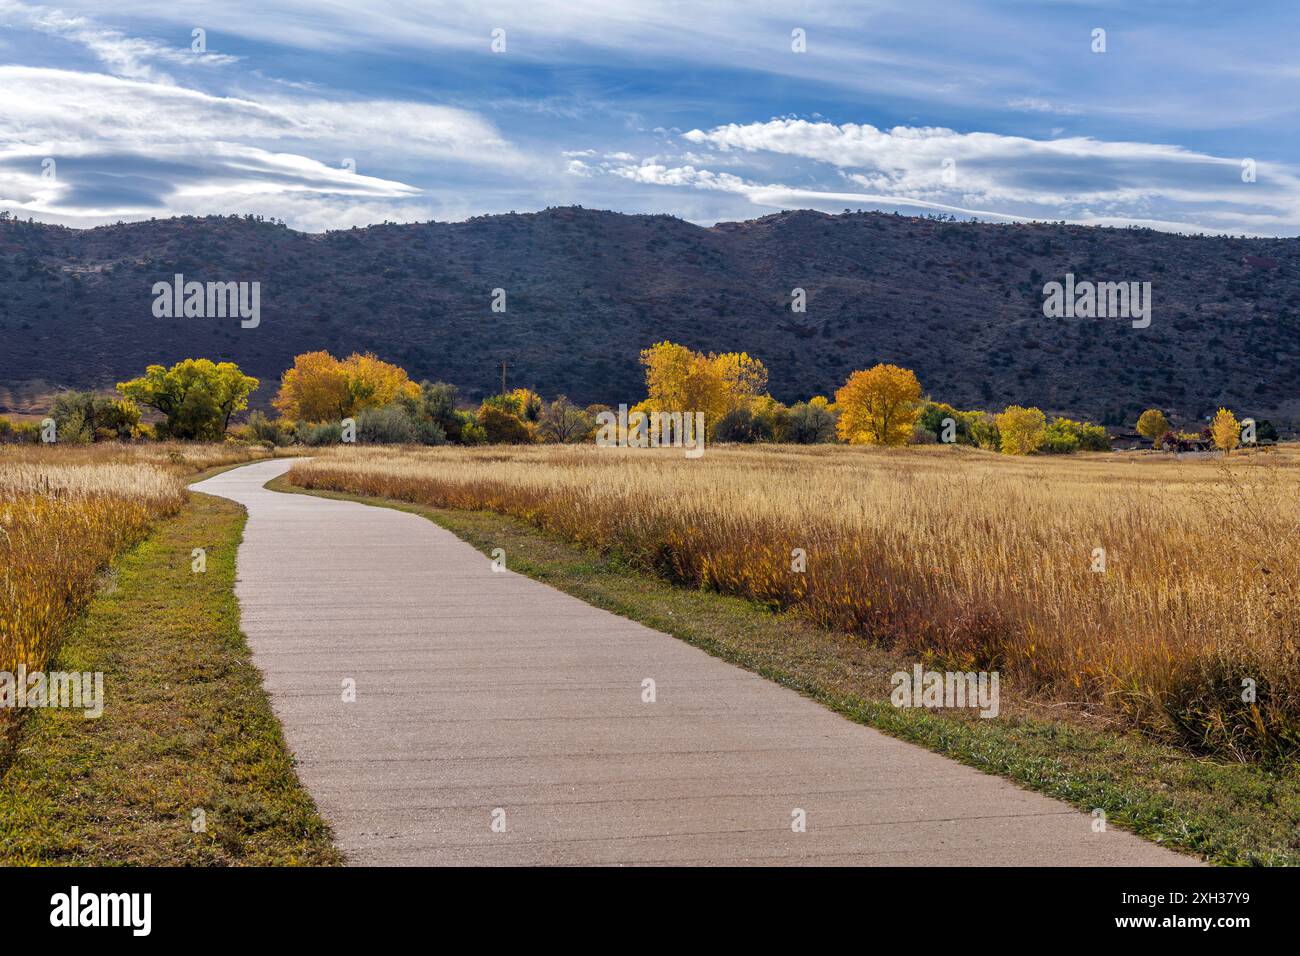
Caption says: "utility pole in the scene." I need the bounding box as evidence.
[500,361,507,395]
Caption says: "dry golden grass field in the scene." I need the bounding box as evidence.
[291,442,1300,761]
[0,443,269,750]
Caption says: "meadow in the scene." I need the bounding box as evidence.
[289,442,1300,761]
[0,443,269,754]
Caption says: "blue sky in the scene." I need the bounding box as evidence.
[1,0,1298,234]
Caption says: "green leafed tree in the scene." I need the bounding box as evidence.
[539,395,595,443]
[50,390,140,442]
[784,401,837,444]
[117,359,258,440]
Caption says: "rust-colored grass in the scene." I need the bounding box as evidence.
[290,442,1300,761]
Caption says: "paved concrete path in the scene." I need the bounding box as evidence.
[192,459,1197,866]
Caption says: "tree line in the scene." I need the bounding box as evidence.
[0,344,1268,455]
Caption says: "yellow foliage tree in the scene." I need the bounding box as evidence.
[1211,407,1240,454]
[712,350,768,404]
[995,405,1047,455]
[640,341,694,408]
[273,351,350,421]
[1136,408,1171,448]
[274,351,418,422]
[341,352,420,413]
[833,364,922,446]
[639,341,768,434]
[506,387,544,422]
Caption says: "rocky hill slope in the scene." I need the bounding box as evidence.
[1,207,1296,428]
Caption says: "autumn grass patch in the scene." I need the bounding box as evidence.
[0,490,339,865]
[287,443,1300,763]
[0,442,270,758]
[270,472,1300,865]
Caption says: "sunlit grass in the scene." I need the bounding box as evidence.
[290,442,1300,761]
[0,490,340,865]
[0,442,269,751]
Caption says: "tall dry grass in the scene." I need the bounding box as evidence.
[291,443,1300,760]
[0,443,268,747]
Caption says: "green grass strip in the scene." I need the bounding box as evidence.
[0,491,341,866]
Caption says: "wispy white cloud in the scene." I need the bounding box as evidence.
[0,0,1057,110]
[0,67,517,161]
[607,157,1286,235]
[32,0,1300,135]
[0,1,1297,234]
[1006,97,1077,116]
[0,66,523,226]
[642,118,1300,234]
[0,0,237,82]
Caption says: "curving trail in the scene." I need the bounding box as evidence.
[191,459,1197,866]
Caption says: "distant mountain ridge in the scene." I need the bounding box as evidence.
[1,207,1297,430]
